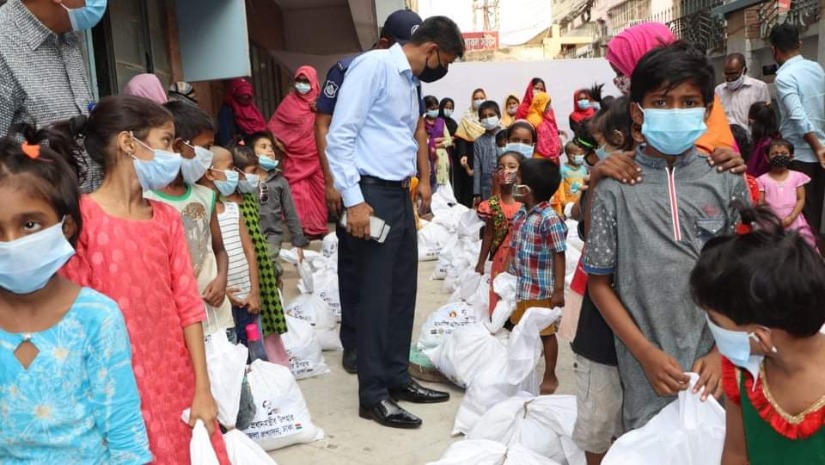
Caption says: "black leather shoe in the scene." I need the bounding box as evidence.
[359,398,422,429]
[390,379,450,404]
[342,348,357,374]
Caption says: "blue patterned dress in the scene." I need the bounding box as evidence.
[0,288,151,464]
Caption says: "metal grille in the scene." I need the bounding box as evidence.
[669,9,727,52]
[759,0,822,38]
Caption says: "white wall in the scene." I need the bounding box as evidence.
[422,58,620,136]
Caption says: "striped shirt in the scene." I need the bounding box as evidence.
[218,201,251,301]
[0,0,102,192]
[510,201,568,301]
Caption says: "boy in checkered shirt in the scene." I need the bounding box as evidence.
[509,157,567,394]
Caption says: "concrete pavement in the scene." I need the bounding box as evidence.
[270,259,576,465]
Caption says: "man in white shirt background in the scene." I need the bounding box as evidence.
[715,53,771,133]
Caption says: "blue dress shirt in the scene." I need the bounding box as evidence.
[775,55,825,163]
[326,44,420,207]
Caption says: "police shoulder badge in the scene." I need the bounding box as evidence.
[324,80,339,99]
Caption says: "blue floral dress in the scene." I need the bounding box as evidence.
[0,288,151,464]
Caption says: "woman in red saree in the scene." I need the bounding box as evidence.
[267,66,329,238]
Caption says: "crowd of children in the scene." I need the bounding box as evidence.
[1,24,824,465]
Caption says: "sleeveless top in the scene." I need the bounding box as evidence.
[217,202,251,301]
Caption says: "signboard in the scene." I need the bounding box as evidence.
[463,31,500,51]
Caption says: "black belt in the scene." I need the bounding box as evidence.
[360,175,411,189]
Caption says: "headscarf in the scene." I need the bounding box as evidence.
[267,65,320,183]
[439,98,458,136]
[501,94,519,127]
[526,92,551,129]
[606,22,736,154]
[606,22,675,77]
[224,78,268,135]
[454,90,486,142]
[570,89,596,124]
[515,78,544,120]
[122,74,168,104]
[534,96,561,161]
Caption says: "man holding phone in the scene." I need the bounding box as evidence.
[326,16,464,429]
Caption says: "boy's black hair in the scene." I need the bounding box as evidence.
[573,117,598,153]
[598,96,634,151]
[498,150,525,164]
[228,141,259,171]
[564,141,581,156]
[630,41,715,108]
[410,16,465,58]
[589,83,605,103]
[495,130,509,145]
[0,123,83,245]
[769,23,800,53]
[748,102,778,143]
[769,138,794,155]
[478,100,501,118]
[729,124,752,161]
[690,204,825,337]
[507,120,537,143]
[424,95,439,108]
[519,158,560,203]
[164,100,215,142]
[245,132,275,151]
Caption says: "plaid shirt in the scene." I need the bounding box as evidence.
[510,201,567,301]
[0,0,102,192]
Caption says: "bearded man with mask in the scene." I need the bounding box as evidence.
[326,16,464,429]
[714,53,770,134]
[0,0,106,192]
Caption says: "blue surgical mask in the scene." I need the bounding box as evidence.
[572,155,585,165]
[496,146,506,156]
[473,99,484,110]
[592,102,601,111]
[62,0,107,31]
[505,142,534,158]
[639,104,707,155]
[132,135,182,191]
[295,82,312,95]
[481,116,500,130]
[595,145,610,161]
[0,219,74,294]
[426,109,439,119]
[705,315,764,383]
[577,99,590,110]
[444,109,454,118]
[238,173,260,194]
[212,169,240,197]
[181,143,214,185]
[258,155,279,171]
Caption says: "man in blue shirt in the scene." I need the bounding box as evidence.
[326,16,464,429]
[770,23,825,239]
[314,9,424,376]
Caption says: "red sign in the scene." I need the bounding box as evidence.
[463,32,500,51]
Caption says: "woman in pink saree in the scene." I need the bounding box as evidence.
[267,66,328,238]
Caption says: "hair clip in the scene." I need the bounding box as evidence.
[736,223,753,235]
[238,139,246,146]
[21,142,41,159]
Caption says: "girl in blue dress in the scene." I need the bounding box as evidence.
[0,124,150,464]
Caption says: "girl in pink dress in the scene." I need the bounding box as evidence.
[475,151,525,315]
[60,96,230,464]
[757,139,818,249]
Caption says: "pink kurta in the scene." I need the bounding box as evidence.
[61,197,229,465]
[757,170,818,248]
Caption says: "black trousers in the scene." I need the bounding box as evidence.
[791,160,825,241]
[348,183,417,407]
[336,223,358,351]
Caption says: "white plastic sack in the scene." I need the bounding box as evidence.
[468,395,585,465]
[424,321,508,388]
[278,248,322,266]
[284,293,341,352]
[453,308,562,435]
[224,429,279,465]
[296,260,314,294]
[204,331,248,428]
[427,440,561,465]
[311,268,342,324]
[489,273,517,332]
[190,420,220,465]
[242,360,325,451]
[281,316,330,379]
[457,209,485,239]
[321,232,338,258]
[603,373,725,465]
[417,302,478,351]
[432,182,458,214]
[418,222,452,262]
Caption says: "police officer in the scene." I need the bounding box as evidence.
[314,9,429,375]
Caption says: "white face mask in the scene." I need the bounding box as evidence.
[180,143,214,185]
[295,82,312,95]
[481,116,500,130]
[473,99,485,110]
[0,219,75,294]
[444,109,454,118]
[507,105,518,116]
[726,73,746,91]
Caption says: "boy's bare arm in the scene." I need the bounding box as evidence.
[550,250,565,308]
[588,274,689,395]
